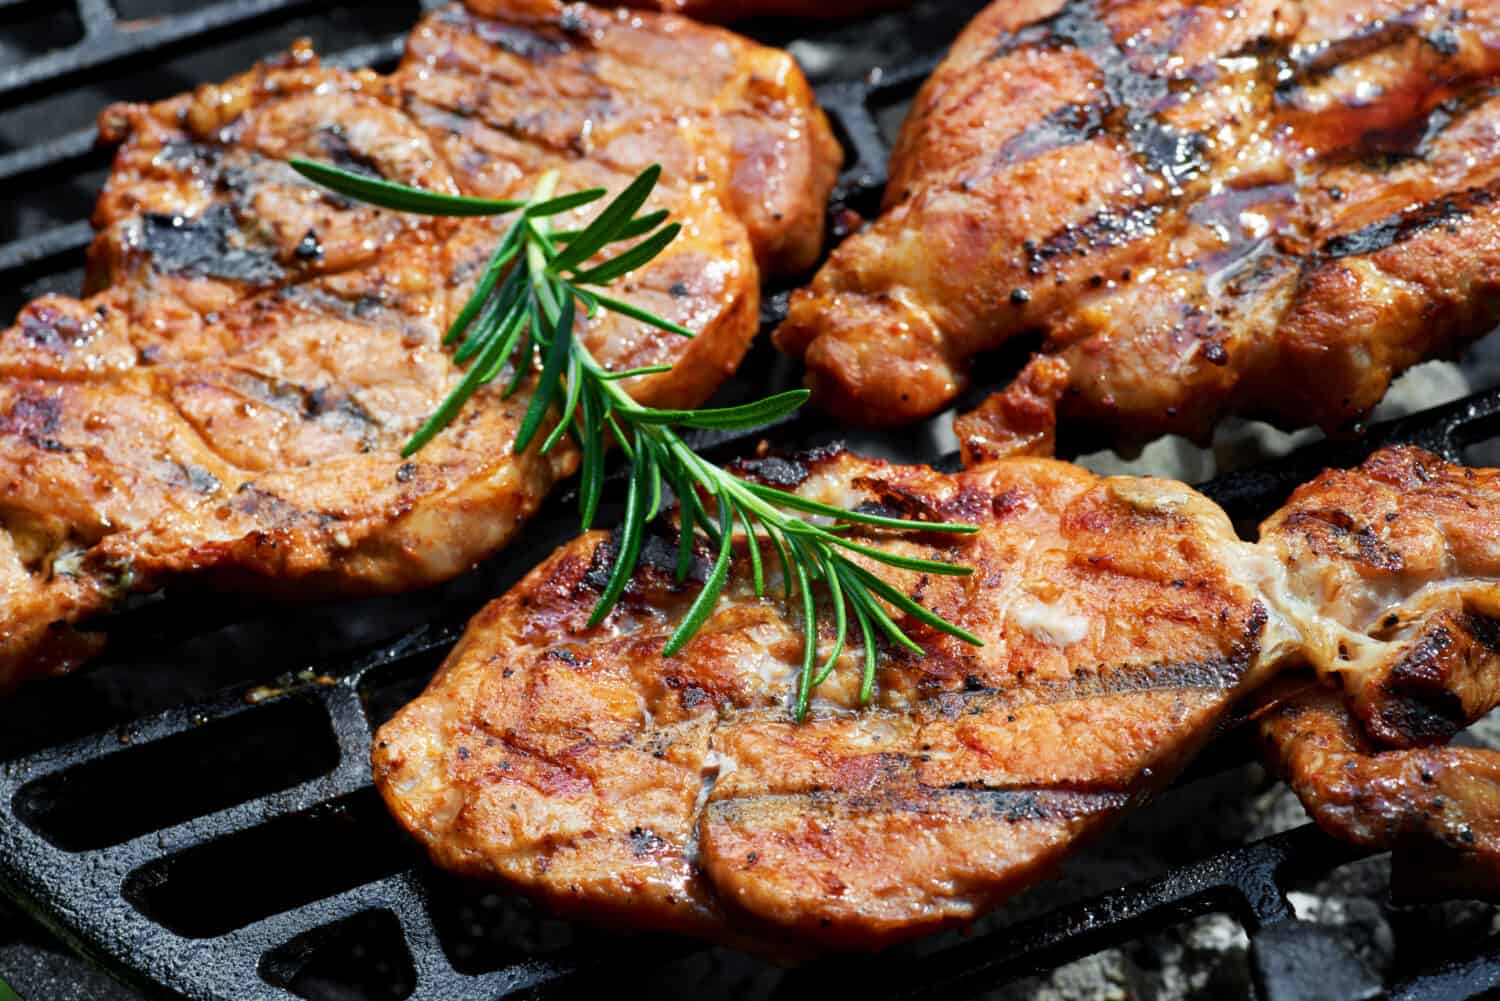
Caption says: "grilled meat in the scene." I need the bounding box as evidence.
[0,0,840,689]
[1257,446,1500,898]
[375,443,1500,948]
[1260,678,1500,901]
[775,0,1500,453]
[1258,445,1500,748]
[374,448,1277,947]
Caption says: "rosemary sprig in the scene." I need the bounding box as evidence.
[290,158,983,718]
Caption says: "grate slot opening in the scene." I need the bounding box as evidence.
[359,650,450,735]
[260,909,417,1001]
[121,787,415,939]
[1455,411,1500,468]
[12,694,341,852]
[0,6,83,57]
[420,873,605,977]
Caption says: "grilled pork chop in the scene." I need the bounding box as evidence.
[1257,447,1500,898]
[775,0,1500,454]
[0,0,840,689]
[374,443,1500,948]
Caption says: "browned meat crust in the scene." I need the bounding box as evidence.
[1259,445,1500,748]
[1259,678,1500,901]
[375,448,1280,949]
[1255,447,1500,900]
[374,444,1500,949]
[775,0,1500,450]
[0,0,840,689]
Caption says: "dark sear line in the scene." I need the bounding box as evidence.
[1320,184,1496,259]
[711,785,1133,824]
[992,0,1207,186]
[139,206,287,286]
[924,637,1266,721]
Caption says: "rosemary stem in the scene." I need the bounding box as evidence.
[288,157,983,717]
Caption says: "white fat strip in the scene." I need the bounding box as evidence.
[1010,596,1091,647]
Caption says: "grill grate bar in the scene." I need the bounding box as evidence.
[0,219,93,280]
[3,2,1500,1000]
[0,0,325,105]
[0,127,105,192]
[75,0,115,38]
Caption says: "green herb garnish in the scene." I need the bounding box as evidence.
[290,159,982,718]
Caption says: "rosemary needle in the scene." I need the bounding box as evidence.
[290,158,983,719]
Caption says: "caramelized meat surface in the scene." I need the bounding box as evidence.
[375,444,1500,948]
[775,0,1500,451]
[1260,678,1500,901]
[1257,447,1500,899]
[1259,445,1500,748]
[0,0,840,689]
[376,449,1279,948]
[617,0,908,20]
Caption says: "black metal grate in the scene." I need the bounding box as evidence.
[3,2,1500,1000]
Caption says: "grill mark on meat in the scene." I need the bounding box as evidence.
[1286,10,1423,81]
[893,594,1266,708]
[314,125,385,180]
[713,785,1129,825]
[154,459,222,496]
[1371,613,1500,745]
[1025,204,1164,276]
[993,0,1207,186]
[1470,614,1500,654]
[442,6,575,61]
[1285,4,1472,86]
[229,483,327,529]
[929,617,1265,720]
[208,369,384,447]
[1321,185,1497,259]
[2,393,67,453]
[1375,631,1470,744]
[139,205,285,286]
[1354,86,1500,159]
[1414,87,1500,157]
[730,445,848,490]
[18,306,96,356]
[1282,510,1405,572]
[582,523,711,595]
[997,102,1106,165]
[402,95,587,160]
[733,454,811,489]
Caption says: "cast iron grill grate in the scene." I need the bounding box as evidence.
[2,3,1500,1000]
